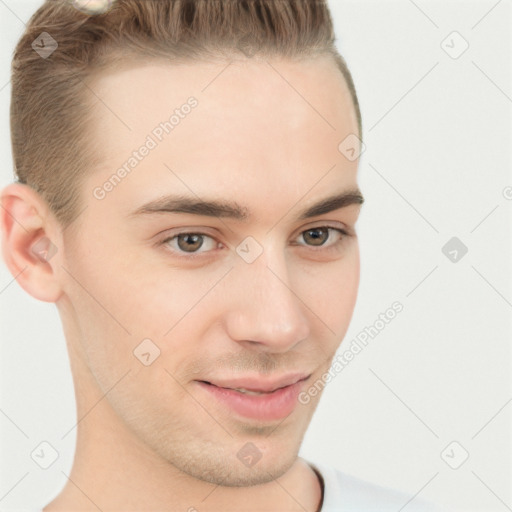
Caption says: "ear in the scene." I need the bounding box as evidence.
[0,182,63,302]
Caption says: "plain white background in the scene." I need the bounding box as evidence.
[0,1,511,510]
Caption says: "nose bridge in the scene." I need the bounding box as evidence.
[224,243,311,350]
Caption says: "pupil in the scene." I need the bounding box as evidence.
[178,234,203,252]
[305,228,327,246]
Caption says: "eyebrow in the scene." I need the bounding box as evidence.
[129,189,364,221]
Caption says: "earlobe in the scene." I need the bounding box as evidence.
[0,183,63,303]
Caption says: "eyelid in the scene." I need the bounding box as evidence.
[293,220,351,237]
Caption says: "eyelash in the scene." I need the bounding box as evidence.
[159,226,352,260]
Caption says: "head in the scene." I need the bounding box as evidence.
[2,0,363,488]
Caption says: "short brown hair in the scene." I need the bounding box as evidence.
[10,0,362,228]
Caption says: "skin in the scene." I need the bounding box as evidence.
[1,54,362,511]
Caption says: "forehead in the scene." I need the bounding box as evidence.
[84,56,360,218]
[87,55,358,149]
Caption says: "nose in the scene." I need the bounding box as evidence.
[223,247,311,353]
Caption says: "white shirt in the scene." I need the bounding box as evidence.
[308,460,447,512]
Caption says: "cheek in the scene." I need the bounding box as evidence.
[61,236,214,380]
[298,245,360,335]
[60,236,148,377]
[63,227,165,333]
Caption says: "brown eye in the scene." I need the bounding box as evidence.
[294,226,350,253]
[160,226,350,261]
[176,233,204,253]
[162,232,218,257]
[302,227,330,246]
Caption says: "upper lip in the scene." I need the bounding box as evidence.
[199,373,311,393]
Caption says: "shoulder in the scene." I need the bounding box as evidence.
[307,460,449,512]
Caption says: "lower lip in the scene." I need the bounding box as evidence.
[196,378,308,421]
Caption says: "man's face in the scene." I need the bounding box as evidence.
[59,55,362,486]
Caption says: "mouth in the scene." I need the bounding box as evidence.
[198,381,287,395]
[195,375,312,421]
[198,374,311,395]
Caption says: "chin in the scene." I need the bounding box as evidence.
[198,454,297,488]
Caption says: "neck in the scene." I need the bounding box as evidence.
[48,419,323,511]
